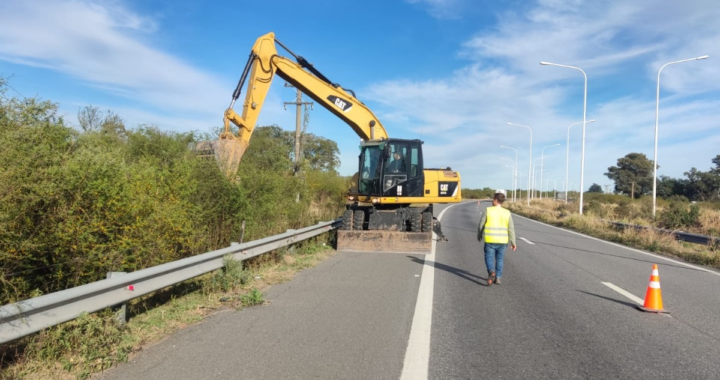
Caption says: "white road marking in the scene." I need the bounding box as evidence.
[601,282,644,305]
[512,214,720,277]
[519,237,535,245]
[400,203,461,380]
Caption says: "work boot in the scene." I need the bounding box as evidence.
[487,271,495,286]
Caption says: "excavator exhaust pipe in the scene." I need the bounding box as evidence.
[195,138,247,179]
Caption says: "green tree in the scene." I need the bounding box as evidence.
[588,183,603,193]
[78,105,127,140]
[302,133,340,173]
[711,154,720,175]
[684,167,720,201]
[604,153,656,198]
[656,175,687,198]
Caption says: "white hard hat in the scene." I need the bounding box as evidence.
[495,189,507,196]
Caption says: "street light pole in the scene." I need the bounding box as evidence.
[531,156,548,200]
[507,123,532,206]
[540,143,560,200]
[566,120,595,203]
[501,158,515,196]
[501,145,518,202]
[652,55,709,218]
[541,61,588,214]
[504,163,515,197]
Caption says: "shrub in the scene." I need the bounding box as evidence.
[22,312,133,380]
[207,255,250,293]
[0,90,348,305]
[660,202,701,230]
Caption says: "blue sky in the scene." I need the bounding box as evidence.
[1,0,719,192]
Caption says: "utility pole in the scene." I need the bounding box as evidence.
[284,83,313,203]
[605,184,610,194]
[631,182,636,199]
[283,83,314,174]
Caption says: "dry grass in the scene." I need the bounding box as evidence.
[507,200,720,269]
[698,208,720,237]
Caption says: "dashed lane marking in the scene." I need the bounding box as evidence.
[601,282,644,305]
[519,237,535,245]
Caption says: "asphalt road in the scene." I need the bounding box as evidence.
[98,200,720,379]
[430,201,720,379]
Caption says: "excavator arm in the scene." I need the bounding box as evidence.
[215,32,389,176]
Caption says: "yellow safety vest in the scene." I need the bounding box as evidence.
[484,206,511,244]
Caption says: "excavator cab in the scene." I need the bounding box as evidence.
[358,139,425,198]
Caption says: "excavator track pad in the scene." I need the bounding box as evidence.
[337,230,432,254]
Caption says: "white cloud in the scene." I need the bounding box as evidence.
[367,0,720,189]
[0,0,228,117]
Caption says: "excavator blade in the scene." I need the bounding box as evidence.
[336,231,432,254]
[195,139,247,179]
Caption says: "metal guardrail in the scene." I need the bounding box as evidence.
[602,220,720,247]
[0,219,342,344]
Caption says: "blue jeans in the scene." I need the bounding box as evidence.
[484,243,507,278]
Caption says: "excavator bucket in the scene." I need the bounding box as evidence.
[195,138,247,179]
[336,231,432,254]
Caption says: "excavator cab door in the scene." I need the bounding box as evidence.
[380,139,424,198]
[358,142,384,195]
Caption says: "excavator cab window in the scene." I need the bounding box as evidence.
[382,142,409,192]
[385,145,407,174]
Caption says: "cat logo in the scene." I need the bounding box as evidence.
[440,183,449,195]
[327,95,353,112]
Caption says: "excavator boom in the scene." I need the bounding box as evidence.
[201,32,390,178]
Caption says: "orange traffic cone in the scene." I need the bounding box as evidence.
[637,264,669,313]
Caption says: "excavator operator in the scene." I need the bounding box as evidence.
[386,151,406,173]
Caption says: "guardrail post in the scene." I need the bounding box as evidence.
[106,272,128,326]
[240,220,246,244]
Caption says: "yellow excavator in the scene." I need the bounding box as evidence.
[201,32,461,253]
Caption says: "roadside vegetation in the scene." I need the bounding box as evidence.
[501,150,720,268]
[462,187,498,199]
[507,196,720,269]
[0,81,347,379]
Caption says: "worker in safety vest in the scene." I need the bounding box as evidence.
[477,191,516,285]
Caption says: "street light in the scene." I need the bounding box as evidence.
[540,144,560,200]
[541,61,588,214]
[531,155,548,200]
[566,119,595,203]
[507,122,532,206]
[501,158,515,199]
[501,145,518,202]
[652,55,709,218]
[516,172,526,200]
[504,164,515,197]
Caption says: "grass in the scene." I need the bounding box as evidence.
[0,237,335,380]
[507,199,720,269]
